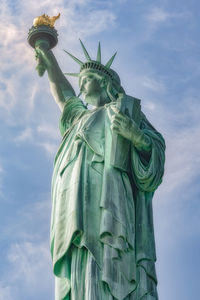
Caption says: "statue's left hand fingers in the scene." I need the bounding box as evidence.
[111,123,120,133]
[110,104,131,122]
[113,114,131,130]
[111,116,121,127]
[110,104,120,114]
[111,110,129,124]
[110,105,127,120]
[111,117,121,129]
[114,114,129,125]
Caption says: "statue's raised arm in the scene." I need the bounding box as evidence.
[35,44,75,111]
[28,13,75,111]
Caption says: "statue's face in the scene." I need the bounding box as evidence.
[80,73,102,97]
[79,72,108,106]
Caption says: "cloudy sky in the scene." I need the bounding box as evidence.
[0,0,200,299]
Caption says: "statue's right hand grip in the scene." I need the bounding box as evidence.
[35,39,49,77]
[36,56,46,77]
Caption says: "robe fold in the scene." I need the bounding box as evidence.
[50,96,165,300]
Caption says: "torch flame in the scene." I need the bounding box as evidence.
[33,13,60,28]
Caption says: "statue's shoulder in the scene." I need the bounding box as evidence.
[62,96,86,112]
[59,96,87,136]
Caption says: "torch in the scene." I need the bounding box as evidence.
[27,13,60,76]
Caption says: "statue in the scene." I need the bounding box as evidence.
[28,15,165,300]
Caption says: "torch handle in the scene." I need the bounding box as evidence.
[35,39,50,77]
[36,57,46,77]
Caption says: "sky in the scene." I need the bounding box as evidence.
[0,0,200,299]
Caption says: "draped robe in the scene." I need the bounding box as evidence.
[50,96,165,300]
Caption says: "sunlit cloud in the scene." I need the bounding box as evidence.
[1,197,53,298]
[146,7,187,24]
[161,125,200,197]
[14,127,33,143]
[0,283,12,300]
[38,141,58,157]
[5,241,53,299]
[7,241,51,283]
[37,123,60,140]
[139,76,166,92]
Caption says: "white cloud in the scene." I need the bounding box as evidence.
[0,197,54,299]
[5,241,54,298]
[14,127,32,143]
[146,7,186,24]
[36,123,60,157]
[68,9,116,39]
[38,141,58,157]
[0,23,19,46]
[143,101,156,112]
[139,76,165,92]
[159,124,200,198]
[0,283,12,300]
[25,84,39,118]
[1,197,51,241]
[147,7,171,23]
[127,81,200,210]
[7,241,51,281]
[37,123,59,140]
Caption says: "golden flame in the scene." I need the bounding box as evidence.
[33,13,60,28]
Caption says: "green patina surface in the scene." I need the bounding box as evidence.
[29,28,165,300]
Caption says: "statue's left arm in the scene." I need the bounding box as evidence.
[110,106,165,191]
[110,103,165,285]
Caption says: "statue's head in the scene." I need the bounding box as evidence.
[64,40,124,106]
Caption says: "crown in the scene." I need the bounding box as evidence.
[64,40,119,84]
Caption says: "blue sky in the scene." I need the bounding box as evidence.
[0,0,200,299]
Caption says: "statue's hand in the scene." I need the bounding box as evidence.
[34,41,50,76]
[110,105,152,152]
[35,42,51,68]
[110,105,140,142]
[35,41,63,79]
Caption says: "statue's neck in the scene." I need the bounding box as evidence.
[84,90,110,107]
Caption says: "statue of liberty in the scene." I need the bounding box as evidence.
[30,16,165,300]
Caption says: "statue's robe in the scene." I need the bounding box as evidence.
[50,96,165,300]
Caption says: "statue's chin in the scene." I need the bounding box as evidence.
[84,91,110,107]
[84,94,101,107]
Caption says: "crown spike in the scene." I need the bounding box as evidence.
[63,49,84,66]
[96,42,101,63]
[64,73,80,77]
[105,52,117,68]
[79,39,91,61]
